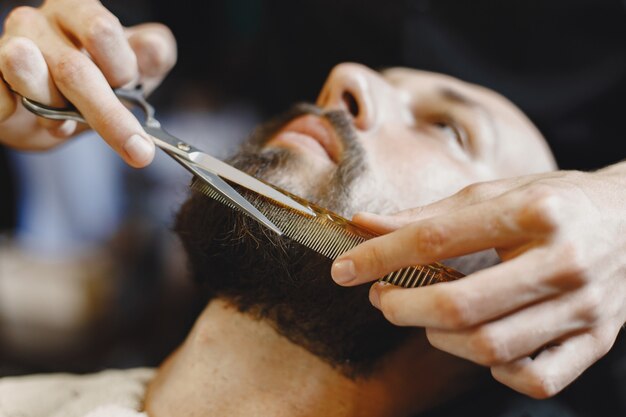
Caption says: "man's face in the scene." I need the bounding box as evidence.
[175,64,555,377]
[247,63,554,217]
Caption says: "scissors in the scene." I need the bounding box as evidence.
[18,85,316,235]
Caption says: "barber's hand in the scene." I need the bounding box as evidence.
[331,165,626,398]
[0,0,177,167]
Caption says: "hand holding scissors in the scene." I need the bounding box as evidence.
[19,85,315,235]
[0,0,176,167]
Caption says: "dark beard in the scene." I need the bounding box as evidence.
[174,104,414,377]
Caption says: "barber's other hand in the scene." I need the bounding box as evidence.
[332,165,626,398]
[0,0,177,167]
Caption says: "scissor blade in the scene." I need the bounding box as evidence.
[189,151,316,217]
[169,154,284,235]
[144,125,315,218]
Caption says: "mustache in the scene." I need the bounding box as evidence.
[247,102,361,161]
[226,102,368,216]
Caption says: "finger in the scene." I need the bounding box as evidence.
[126,23,177,93]
[0,103,66,149]
[352,212,420,235]
[20,8,154,166]
[352,191,494,235]
[491,323,621,399]
[352,193,488,234]
[367,248,584,328]
[49,0,138,87]
[353,176,544,235]
[49,51,154,166]
[425,283,612,366]
[0,77,17,122]
[0,36,76,137]
[332,193,529,285]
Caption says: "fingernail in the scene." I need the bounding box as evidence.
[332,259,356,284]
[369,285,381,309]
[124,134,154,166]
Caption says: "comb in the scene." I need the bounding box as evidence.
[191,177,464,288]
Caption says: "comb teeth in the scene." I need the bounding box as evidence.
[191,178,464,288]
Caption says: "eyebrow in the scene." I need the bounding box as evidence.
[437,86,499,157]
[438,87,480,108]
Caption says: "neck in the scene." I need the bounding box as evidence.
[145,299,481,417]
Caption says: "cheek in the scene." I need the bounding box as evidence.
[362,128,484,208]
[365,126,432,173]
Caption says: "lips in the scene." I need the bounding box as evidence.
[267,114,341,164]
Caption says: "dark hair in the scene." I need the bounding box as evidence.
[174,187,413,377]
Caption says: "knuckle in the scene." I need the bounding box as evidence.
[51,50,90,88]
[459,182,495,202]
[0,36,40,73]
[521,186,564,231]
[83,13,123,49]
[365,243,392,277]
[433,288,472,329]
[329,62,369,79]
[524,369,561,399]
[4,6,38,32]
[576,286,605,325]
[556,242,589,284]
[413,223,448,258]
[458,183,477,199]
[136,32,177,75]
[469,327,509,365]
[523,182,555,201]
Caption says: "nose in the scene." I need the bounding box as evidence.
[316,63,408,132]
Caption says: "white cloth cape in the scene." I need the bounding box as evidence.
[0,368,154,417]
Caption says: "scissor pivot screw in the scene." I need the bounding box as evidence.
[177,142,191,152]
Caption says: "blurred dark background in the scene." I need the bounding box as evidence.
[141,0,625,171]
[0,1,625,416]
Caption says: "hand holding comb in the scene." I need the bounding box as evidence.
[191,177,465,288]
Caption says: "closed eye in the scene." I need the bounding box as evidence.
[431,118,468,150]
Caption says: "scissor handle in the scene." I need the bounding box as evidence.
[21,96,87,124]
[18,83,315,228]
[113,85,159,128]
[20,85,159,128]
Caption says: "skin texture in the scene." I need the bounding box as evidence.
[146,300,480,417]
[2,0,620,405]
[262,64,555,216]
[148,63,562,417]
[0,0,177,167]
[332,142,626,397]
